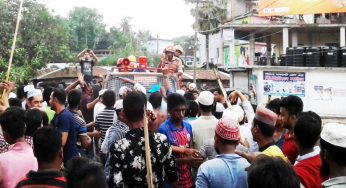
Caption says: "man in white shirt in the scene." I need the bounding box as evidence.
[190,91,218,150]
[93,89,106,121]
[225,90,258,152]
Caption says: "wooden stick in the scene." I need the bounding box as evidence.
[213,68,232,110]
[143,108,154,188]
[1,0,24,99]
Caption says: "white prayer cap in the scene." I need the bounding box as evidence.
[134,83,146,95]
[119,86,131,96]
[321,123,346,148]
[189,83,196,90]
[215,102,225,113]
[115,100,123,110]
[197,91,214,106]
[222,105,244,123]
[99,89,107,96]
[147,102,153,111]
[9,92,17,99]
[27,89,42,99]
[176,90,185,96]
[24,85,35,93]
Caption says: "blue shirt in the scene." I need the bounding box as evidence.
[52,109,79,163]
[158,118,193,148]
[196,154,249,188]
[158,118,194,188]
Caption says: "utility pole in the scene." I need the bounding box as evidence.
[193,0,199,84]
[156,34,159,55]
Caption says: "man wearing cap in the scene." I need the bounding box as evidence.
[237,107,286,162]
[22,85,35,109]
[118,77,147,95]
[320,123,346,188]
[253,107,285,158]
[293,112,323,188]
[118,86,131,99]
[158,46,183,89]
[26,89,44,109]
[196,118,249,188]
[188,83,197,93]
[190,91,218,150]
[228,90,258,152]
[279,95,303,164]
[93,89,106,121]
[174,45,184,65]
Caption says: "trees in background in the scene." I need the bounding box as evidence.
[0,0,72,84]
[0,0,193,83]
[185,0,227,68]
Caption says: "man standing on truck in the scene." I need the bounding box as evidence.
[158,46,184,89]
[77,48,99,84]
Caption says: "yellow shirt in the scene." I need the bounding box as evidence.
[262,145,287,161]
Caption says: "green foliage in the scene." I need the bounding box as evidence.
[0,0,187,84]
[185,0,228,35]
[0,0,73,84]
[68,6,106,52]
[173,35,198,56]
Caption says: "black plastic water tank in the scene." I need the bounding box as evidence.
[286,47,294,66]
[305,47,322,67]
[322,46,339,67]
[279,54,286,66]
[341,47,346,67]
[293,47,306,67]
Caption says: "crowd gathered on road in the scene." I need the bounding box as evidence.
[0,47,345,188]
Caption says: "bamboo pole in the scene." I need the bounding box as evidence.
[213,68,232,110]
[143,108,154,188]
[1,0,24,100]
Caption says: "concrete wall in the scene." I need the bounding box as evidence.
[198,32,223,65]
[250,66,346,118]
[231,71,249,90]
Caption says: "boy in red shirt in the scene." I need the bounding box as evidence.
[279,95,303,164]
[293,111,323,188]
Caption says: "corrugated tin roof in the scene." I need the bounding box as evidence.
[35,66,108,80]
[34,66,230,81]
[183,70,230,80]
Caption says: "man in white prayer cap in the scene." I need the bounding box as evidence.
[320,123,346,188]
[26,89,43,109]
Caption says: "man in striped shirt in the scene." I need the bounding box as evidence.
[102,99,129,180]
[95,90,117,164]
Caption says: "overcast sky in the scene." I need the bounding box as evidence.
[38,0,195,39]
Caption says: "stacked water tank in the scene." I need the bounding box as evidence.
[293,47,305,66]
[341,47,346,67]
[305,47,322,67]
[285,47,295,66]
[322,46,339,67]
[279,46,344,67]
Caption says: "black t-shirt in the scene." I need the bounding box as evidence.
[16,170,67,188]
[79,59,94,83]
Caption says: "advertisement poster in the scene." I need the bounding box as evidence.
[259,0,346,16]
[308,81,346,116]
[263,71,305,97]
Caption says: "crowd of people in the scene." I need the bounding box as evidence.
[0,49,346,188]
